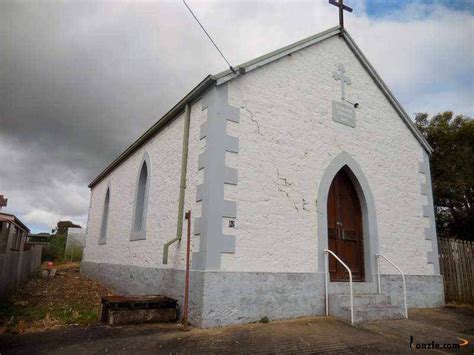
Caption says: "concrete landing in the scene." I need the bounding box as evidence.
[1,307,472,354]
[329,291,406,323]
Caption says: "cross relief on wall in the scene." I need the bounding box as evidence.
[331,63,356,128]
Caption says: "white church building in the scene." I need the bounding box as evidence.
[82,26,444,327]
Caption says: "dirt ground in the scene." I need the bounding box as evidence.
[1,264,473,354]
[0,307,473,354]
[0,263,113,334]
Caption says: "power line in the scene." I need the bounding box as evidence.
[182,0,236,74]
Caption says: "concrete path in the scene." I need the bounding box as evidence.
[1,307,473,354]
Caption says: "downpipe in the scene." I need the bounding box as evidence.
[163,102,191,264]
[181,210,191,330]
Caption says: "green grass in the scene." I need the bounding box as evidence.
[0,301,98,332]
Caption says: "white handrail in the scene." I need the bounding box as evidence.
[376,254,408,319]
[324,249,354,324]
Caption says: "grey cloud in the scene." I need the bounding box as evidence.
[0,0,472,231]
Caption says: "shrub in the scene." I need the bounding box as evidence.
[42,235,66,262]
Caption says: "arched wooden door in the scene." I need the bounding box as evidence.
[327,168,365,281]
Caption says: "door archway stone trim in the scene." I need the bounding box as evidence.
[317,152,379,281]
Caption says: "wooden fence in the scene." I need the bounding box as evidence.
[438,238,474,304]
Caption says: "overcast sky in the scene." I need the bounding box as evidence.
[1,0,473,233]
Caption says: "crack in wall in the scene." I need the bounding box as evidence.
[275,169,305,214]
[278,186,289,198]
[238,87,262,135]
[277,168,293,186]
[293,202,300,212]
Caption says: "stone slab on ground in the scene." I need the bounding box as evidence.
[108,308,177,326]
[100,295,177,326]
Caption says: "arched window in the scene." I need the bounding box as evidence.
[99,187,110,245]
[131,155,150,240]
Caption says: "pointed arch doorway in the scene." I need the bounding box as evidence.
[327,168,364,281]
[317,152,379,282]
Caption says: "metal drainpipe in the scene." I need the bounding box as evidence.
[163,103,191,264]
[181,210,191,330]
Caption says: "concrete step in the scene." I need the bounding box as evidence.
[332,304,406,323]
[329,282,378,294]
[330,293,391,308]
[328,291,405,323]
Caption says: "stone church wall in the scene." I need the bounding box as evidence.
[83,100,206,270]
[82,98,208,324]
[223,35,437,276]
[82,33,443,327]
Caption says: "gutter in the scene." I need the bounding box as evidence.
[163,102,191,264]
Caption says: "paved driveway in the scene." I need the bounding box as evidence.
[1,307,473,354]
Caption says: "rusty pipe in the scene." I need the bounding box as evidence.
[182,210,191,330]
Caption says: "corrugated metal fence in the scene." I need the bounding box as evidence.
[439,238,474,304]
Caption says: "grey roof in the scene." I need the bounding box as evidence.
[89,26,432,188]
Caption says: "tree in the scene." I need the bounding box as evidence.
[415,112,474,241]
[54,221,81,237]
[43,220,81,261]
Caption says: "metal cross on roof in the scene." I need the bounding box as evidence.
[333,63,351,101]
[329,0,353,29]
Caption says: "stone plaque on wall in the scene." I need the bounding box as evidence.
[332,100,355,128]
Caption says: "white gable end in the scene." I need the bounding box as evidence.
[223,34,434,275]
